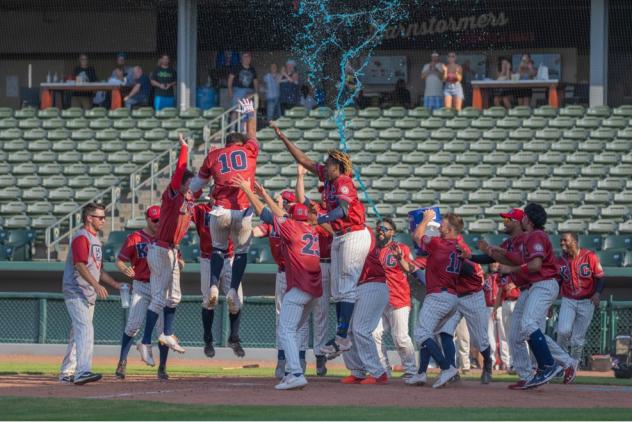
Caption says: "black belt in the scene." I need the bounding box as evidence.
[334,225,364,237]
[458,291,475,298]
[320,258,331,263]
[519,286,529,292]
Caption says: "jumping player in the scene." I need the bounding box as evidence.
[556,232,605,362]
[137,134,192,368]
[271,122,370,359]
[192,198,244,358]
[233,174,322,390]
[189,98,258,317]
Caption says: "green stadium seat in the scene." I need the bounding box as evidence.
[427,177,455,192]
[482,177,510,191]
[441,164,468,178]
[12,162,37,175]
[575,117,602,129]
[46,127,71,140]
[496,164,524,178]
[22,187,48,202]
[586,105,611,118]
[403,127,429,141]
[374,151,400,165]
[513,177,541,191]
[82,150,108,164]
[66,118,91,130]
[469,164,495,178]
[87,118,112,130]
[538,152,566,166]
[445,117,471,130]
[453,177,481,191]
[127,140,151,153]
[483,204,508,219]
[3,216,31,230]
[0,118,18,129]
[399,176,426,191]
[378,127,403,141]
[37,108,60,120]
[506,128,532,141]
[13,107,37,119]
[572,204,600,220]
[433,107,456,119]
[467,219,497,233]
[388,140,415,153]
[367,204,395,217]
[548,116,575,129]
[0,201,26,214]
[0,108,14,119]
[455,151,482,164]
[482,151,509,165]
[420,117,445,130]
[101,140,125,153]
[482,128,508,141]
[468,189,497,204]
[75,139,100,153]
[94,175,120,189]
[597,177,625,191]
[369,117,393,130]
[18,117,42,129]
[7,151,32,163]
[67,175,93,189]
[383,189,411,204]
[614,190,632,204]
[416,140,442,153]
[526,189,555,205]
[62,163,88,176]
[428,151,455,164]
[606,139,632,152]
[0,174,16,188]
[162,119,186,131]
[26,139,51,152]
[356,107,380,119]
[591,128,616,140]
[344,140,362,152]
[624,251,632,267]
[394,117,419,129]
[442,140,467,153]
[603,235,632,251]
[554,190,583,205]
[319,118,338,130]
[559,105,585,118]
[522,116,548,129]
[498,189,526,204]
[70,128,95,141]
[178,107,201,119]
[558,219,588,233]
[0,186,21,201]
[412,190,439,203]
[41,174,67,189]
[154,107,177,119]
[111,118,136,130]
[619,220,632,233]
[534,129,560,141]
[262,176,289,190]
[73,187,99,202]
[406,107,429,119]
[624,152,632,164]
[27,201,53,215]
[552,164,580,178]
[30,215,56,229]
[439,189,466,204]
[563,127,589,140]
[454,204,483,221]
[597,250,625,267]
[51,201,78,216]
[456,128,482,142]
[0,162,11,174]
[360,164,386,178]
[301,128,327,141]
[611,164,632,177]
[113,163,138,176]
[551,139,578,152]
[184,117,207,131]
[394,203,419,218]
[601,116,627,129]
[352,127,377,141]
[510,151,538,165]
[107,151,132,163]
[581,165,609,178]
[601,204,629,220]
[482,106,506,119]
[88,163,113,177]
[539,177,569,192]
[469,140,494,152]
[270,152,294,165]
[22,129,47,142]
[17,175,42,189]
[613,105,632,117]
[307,106,332,119]
[547,204,571,221]
[568,177,597,191]
[593,152,620,166]
[578,234,603,250]
[0,128,23,140]
[60,108,83,119]
[495,117,522,129]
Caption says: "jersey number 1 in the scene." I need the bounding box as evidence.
[446,252,462,274]
[219,150,247,174]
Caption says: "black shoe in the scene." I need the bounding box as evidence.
[115,360,127,380]
[74,372,102,385]
[228,337,245,358]
[481,369,493,384]
[60,375,74,384]
[316,355,328,376]
[158,365,169,380]
[204,342,215,358]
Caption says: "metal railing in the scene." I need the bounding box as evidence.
[129,147,176,221]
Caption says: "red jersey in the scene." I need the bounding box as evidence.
[315,225,332,259]
[421,236,461,294]
[192,203,234,258]
[483,272,500,307]
[156,144,194,246]
[359,229,386,284]
[117,230,153,282]
[557,249,605,300]
[457,260,485,295]
[273,216,322,297]
[500,275,521,301]
[198,139,259,210]
[316,163,365,232]
[414,255,427,270]
[516,230,560,285]
[258,223,284,272]
[500,233,530,288]
[380,242,412,308]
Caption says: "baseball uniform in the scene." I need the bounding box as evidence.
[499,274,520,369]
[556,249,605,360]
[483,272,501,367]
[312,224,333,357]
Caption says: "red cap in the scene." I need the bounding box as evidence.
[500,208,524,221]
[290,203,309,221]
[146,205,160,220]
[281,190,296,203]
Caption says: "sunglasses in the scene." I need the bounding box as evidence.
[90,215,106,221]
[151,219,160,223]
[377,226,393,233]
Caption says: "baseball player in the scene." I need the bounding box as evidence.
[272,123,370,358]
[372,218,417,378]
[189,98,258,318]
[483,264,501,369]
[492,263,519,371]
[340,228,390,385]
[232,174,322,390]
[137,134,193,367]
[115,205,168,380]
[556,232,605,363]
[192,200,244,358]
[60,203,123,385]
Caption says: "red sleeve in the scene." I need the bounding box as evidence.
[456,236,472,257]
[170,142,189,191]
[423,236,439,254]
[258,223,271,238]
[244,138,260,154]
[198,150,217,180]
[525,232,548,261]
[273,216,290,241]
[117,234,137,262]
[71,236,90,265]
[590,252,605,278]
[315,163,326,182]
[334,177,355,203]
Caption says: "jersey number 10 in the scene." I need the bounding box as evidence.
[219,150,248,174]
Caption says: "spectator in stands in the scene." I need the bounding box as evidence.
[72,54,98,110]
[391,78,411,108]
[228,51,258,110]
[494,58,513,110]
[124,66,151,110]
[443,51,464,111]
[279,59,300,113]
[422,51,445,111]
[299,84,318,110]
[150,54,177,111]
[112,52,134,86]
[263,63,281,121]
[517,53,537,107]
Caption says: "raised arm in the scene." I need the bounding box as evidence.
[239,98,257,141]
[270,121,318,174]
[295,164,308,205]
[231,174,266,216]
[254,181,285,218]
[412,209,435,247]
[170,134,189,191]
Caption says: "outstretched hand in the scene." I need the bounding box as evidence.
[253,180,266,197]
[269,121,283,137]
[390,243,404,261]
[231,174,252,192]
[178,133,187,148]
[237,98,255,115]
[297,163,308,177]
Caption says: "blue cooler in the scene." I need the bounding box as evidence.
[408,207,442,255]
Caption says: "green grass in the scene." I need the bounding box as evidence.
[1,398,631,421]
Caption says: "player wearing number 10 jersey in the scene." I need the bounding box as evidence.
[190,98,258,319]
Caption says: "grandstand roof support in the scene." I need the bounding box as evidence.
[590,0,608,106]
[177,0,197,110]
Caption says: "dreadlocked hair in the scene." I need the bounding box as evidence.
[327,149,353,176]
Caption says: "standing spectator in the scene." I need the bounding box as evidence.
[494,58,513,110]
[112,52,134,86]
[263,63,281,121]
[391,79,411,108]
[228,52,258,111]
[299,84,317,110]
[443,51,464,111]
[517,54,536,107]
[124,66,151,110]
[279,59,300,113]
[151,54,177,111]
[59,203,123,385]
[72,54,98,110]
[421,51,445,111]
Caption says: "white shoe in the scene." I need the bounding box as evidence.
[275,374,308,390]
[208,285,219,308]
[226,288,241,314]
[405,372,427,386]
[432,366,458,389]
[137,343,155,367]
[158,334,186,353]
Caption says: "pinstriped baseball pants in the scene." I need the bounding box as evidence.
[330,228,371,303]
[147,244,181,314]
[374,305,417,375]
[275,271,309,351]
[311,262,331,356]
[123,280,164,339]
[414,291,458,346]
[439,290,490,351]
[208,206,253,254]
[200,256,241,309]
[60,297,95,378]
[278,288,318,375]
[557,297,595,360]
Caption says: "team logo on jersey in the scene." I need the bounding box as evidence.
[534,243,544,252]
[91,244,103,270]
[340,186,349,195]
[384,253,398,268]
[579,263,591,278]
[136,242,148,259]
[559,265,570,282]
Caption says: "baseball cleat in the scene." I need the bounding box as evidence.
[359,373,388,385]
[323,336,352,360]
[340,375,365,384]
[59,375,75,384]
[157,365,169,381]
[524,364,563,389]
[275,374,308,390]
[275,359,287,380]
[226,288,241,314]
[137,343,155,367]
[563,359,579,385]
[208,285,219,308]
[158,334,186,353]
[316,355,328,376]
[228,337,245,358]
[74,372,102,386]
[115,359,127,380]
[405,372,427,386]
[508,380,529,390]
[481,368,493,384]
[432,366,458,389]
[204,342,215,358]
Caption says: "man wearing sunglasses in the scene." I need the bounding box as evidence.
[60,203,123,385]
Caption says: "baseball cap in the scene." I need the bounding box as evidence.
[499,208,524,221]
[431,51,439,56]
[146,205,160,220]
[281,190,296,203]
[289,203,309,221]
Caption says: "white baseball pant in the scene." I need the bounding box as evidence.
[275,271,309,350]
[508,290,533,380]
[487,307,498,366]
[278,288,318,375]
[440,291,490,352]
[414,291,458,346]
[60,297,95,379]
[208,206,253,254]
[330,228,371,303]
[311,261,331,356]
[343,282,390,378]
[200,256,241,309]
[124,280,164,338]
[556,297,595,361]
[500,300,515,367]
[455,317,471,370]
[374,305,417,375]
[147,244,181,314]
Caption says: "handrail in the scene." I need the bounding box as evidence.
[129,147,176,220]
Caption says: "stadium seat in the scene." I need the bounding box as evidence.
[523,140,550,153]
[394,117,420,129]
[558,219,588,233]
[521,116,547,129]
[611,164,632,178]
[591,128,616,140]
[295,117,319,130]
[553,165,580,178]
[412,190,439,203]
[454,177,482,191]
[375,151,400,165]
[583,190,613,205]
[17,175,42,189]
[454,205,483,221]
[551,139,578,152]
[482,151,509,165]
[353,127,378,141]
[309,107,333,119]
[601,205,630,219]
[373,176,399,190]
[361,164,386,177]
[535,128,561,140]
[606,139,632,152]
[496,164,525,178]
[586,105,611,118]
[417,140,442,152]
[468,189,497,204]
[613,190,632,204]
[383,190,411,203]
[440,189,467,204]
[597,250,625,267]
[0,175,16,188]
[538,152,566,166]
[387,164,413,177]
[559,105,585,118]
[42,118,65,130]
[547,204,571,221]
[94,175,120,189]
[0,201,27,215]
[403,127,429,141]
[468,219,497,233]
[555,190,584,205]
[575,117,602,129]
[510,151,538,165]
[498,189,526,204]
[563,127,588,140]
[568,177,597,191]
[390,140,417,152]
[27,201,53,215]
[443,140,468,153]
[548,116,576,129]
[428,151,455,164]
[597,178,625,191]
[414,164,441,178]
[587,221,618,234]
[495,117,522,129]
[441,164,468,178]
[3,215,31,229]
[603,234,632,251]
[0,187,21,202]
[578,234,603,251]
[527,189,555,205]
[454,152,482,165]
[445,117,471,129]
[601,116,627,129]
[14,108,37,119]
[573,204,601,219]
[594,152,620,166]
